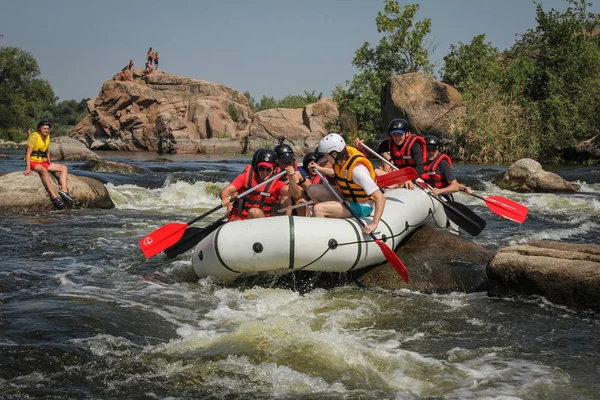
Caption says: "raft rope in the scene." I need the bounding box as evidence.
[296,210,435,271]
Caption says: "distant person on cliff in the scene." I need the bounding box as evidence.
[153,52,159,70]
[23,120,74,208]
[146,47,154,64]
[220,149,288,221]
[127,59,134,70]
[143,61,153,76]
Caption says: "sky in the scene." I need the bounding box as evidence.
[2,0,599,103]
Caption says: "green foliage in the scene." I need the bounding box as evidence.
[441,34,502,92]
[45,98,89,136]
[333,1,433,138]
[244,90,323,113]
[0,46,56,135]
[442,0,600,163]
[227,103,239,123]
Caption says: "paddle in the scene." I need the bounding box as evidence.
[460,189,528,224]
[139,170,287,258]
[313,168,409,282]
[360,143,486,237]
[163,217,227,259]
[376,167,419,187]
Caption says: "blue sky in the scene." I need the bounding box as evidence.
[2,0,598,102]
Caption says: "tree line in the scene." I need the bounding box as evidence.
[0,47,90,142]
[333,0,600,163]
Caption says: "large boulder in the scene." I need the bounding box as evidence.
[357,225,491,293]
[49,136,102,161]
[493,158,577,193]
[0,172,114,212]
[71,70,338,155]
[381,72,465,137]
[487,240,600,311]
[71,71,253,154]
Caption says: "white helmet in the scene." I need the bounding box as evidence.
[317,133,345,154]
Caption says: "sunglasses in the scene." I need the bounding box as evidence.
[258,166,273,173]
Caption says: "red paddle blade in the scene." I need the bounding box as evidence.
[377,168,418,188]
[140,223,188,258]
[483,196,528,224]
[375,239,409,283]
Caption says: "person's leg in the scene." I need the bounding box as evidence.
[306,184,339,203]
[312,200,345,218]
[48,163,69,192]
[246,208,266,219]
[33,164,58,199]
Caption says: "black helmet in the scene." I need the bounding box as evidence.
[37,120,51,129]
[302,152,317,170]
[424,135,439,150]
[252,149,277,170]
[273,142,295,164]
[387,118,409,135]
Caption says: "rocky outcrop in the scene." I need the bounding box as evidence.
[381,72,465,137]
[0,172,114,212]
[487,240,600,311]
[71,71,338,155]
[50,136,102,161]
[356,225,491,292]
[493,158,577,193]
[0,139,22,149]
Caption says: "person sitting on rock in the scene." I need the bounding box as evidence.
[23,120,74,208]
[143,61,153,76]
[220,149,288,221]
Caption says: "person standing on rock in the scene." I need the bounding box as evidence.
[127,59,134,70]
[146,47,154,65]
[23,120,74,208]
[153,52,159,70]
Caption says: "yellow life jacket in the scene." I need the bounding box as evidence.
[333,146,377,202]
[25,131,50,162]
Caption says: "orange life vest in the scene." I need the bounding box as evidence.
[333,146,377,202]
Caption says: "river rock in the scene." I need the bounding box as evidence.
[81,159,146,174]
[356,225,491,293]
[50,136,102,161]
[381,72,466,137]
[492,158,577,193]
[487,240,600,311]
[0,171,114,212]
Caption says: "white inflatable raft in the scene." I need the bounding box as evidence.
[191,187,448,282]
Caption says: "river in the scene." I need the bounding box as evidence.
[0,150,598,399]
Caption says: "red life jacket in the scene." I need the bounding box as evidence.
[388,133,427,169]
[230,166,280,220]
[421,153,452,188]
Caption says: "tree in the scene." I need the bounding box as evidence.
[441,34,501,92]
[523,0,600,160]
[333,1,433,140]
[0,47,55,138]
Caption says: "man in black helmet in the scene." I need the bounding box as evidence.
[273,139,307,215]
[419,135,460,200]
[220,149,288,221]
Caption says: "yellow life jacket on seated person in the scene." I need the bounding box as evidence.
[333,146,377,203]
[24,131,50,162]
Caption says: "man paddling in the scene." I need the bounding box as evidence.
[307,133,385,235]
[220,149,288,221]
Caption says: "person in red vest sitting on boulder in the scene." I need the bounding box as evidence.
[23,120,74,208]
[220,149,288,221]
[420,135,472,201]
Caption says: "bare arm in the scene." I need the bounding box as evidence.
[24,146,33,175]
[362,188,386,235]
[220,184,238,207]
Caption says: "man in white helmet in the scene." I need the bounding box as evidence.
[307,133,385,235]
